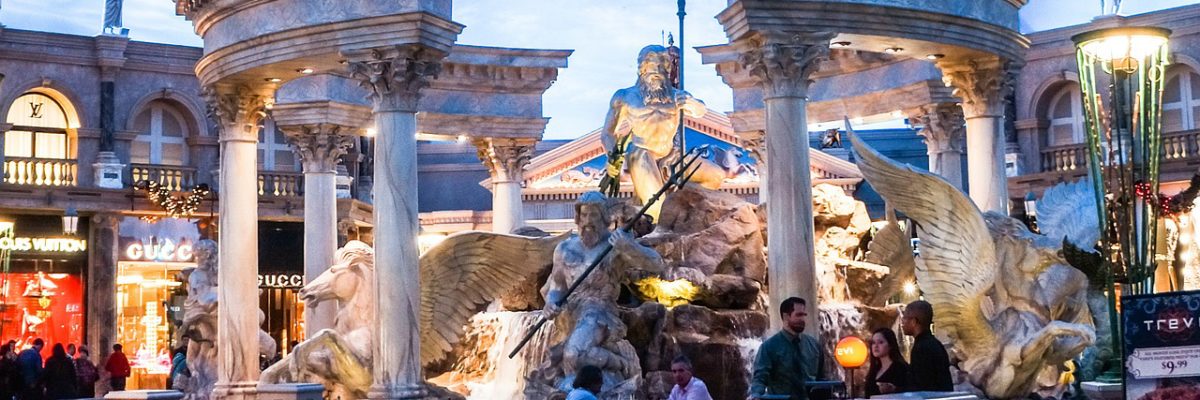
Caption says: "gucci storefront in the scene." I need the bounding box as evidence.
[114,218,306,389]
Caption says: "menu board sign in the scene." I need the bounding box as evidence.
[1124,290,1200,399]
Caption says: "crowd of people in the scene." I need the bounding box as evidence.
[0,339,131,400]
[748,297,955,399]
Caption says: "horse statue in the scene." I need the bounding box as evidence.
[261,233,566,398]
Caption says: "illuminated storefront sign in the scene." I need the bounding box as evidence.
[0,221,86,253]
[123,237,194,262]
[258,274,304,288]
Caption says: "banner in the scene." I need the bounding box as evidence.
[1124,289,1200,399]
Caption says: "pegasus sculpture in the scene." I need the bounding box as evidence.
[848,130,1096,399]
[261,232,566,399]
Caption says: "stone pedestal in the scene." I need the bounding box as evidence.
[104,390,185,400]
[257,383,326,400]
[336,174,354,199]
[737,31,833,332]
[346,45,443,399]
[939,59,1019,213]
[476,138,534,234]
[93,151,126,189]
[280,123,355,334]
[205,86,266,400]
[1080,382,1123,400]
[906,103,966,189]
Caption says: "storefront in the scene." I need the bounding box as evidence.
[258,222,305,357]
[115,217,199,389]
[0,214,87,352]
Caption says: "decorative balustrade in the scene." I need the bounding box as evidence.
[2,157,76,186]
[1040,144,1088,172]
[259,171,304,197]
[130,164,198,191]
[1037,130,1200,175]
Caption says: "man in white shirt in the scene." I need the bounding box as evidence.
[668,356,713,400]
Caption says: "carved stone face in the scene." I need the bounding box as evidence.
[300,250,368,307]
[576,203,609,248]
[636,45,672,105]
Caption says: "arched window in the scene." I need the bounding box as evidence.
[1163,67,1200,133]
[5,93,70,159]
[258,118,298,172]
[131,101,189,165]
[1047,83,1085,146]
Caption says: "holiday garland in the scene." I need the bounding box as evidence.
[136,180,211,219]
[1134,171,1200,216]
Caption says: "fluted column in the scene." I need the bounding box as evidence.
[345,46,444,399]
[906,103,966,189]
[939,58,1019,212]
[280,123,355,334]
[205,85,266,400]
[475,138,534,233]
[737,31,833,333]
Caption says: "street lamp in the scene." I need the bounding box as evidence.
[62,207,79,236]
[1072,25,1171,381]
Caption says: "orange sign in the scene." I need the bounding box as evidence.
[835,336,869,368]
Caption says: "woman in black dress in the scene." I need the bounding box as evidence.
[865,327,909,398]
[39,344,76,400]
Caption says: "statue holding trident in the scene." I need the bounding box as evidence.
[600,45,712,219]
[103,0,122,34]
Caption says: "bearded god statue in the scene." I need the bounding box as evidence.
[602,45,709,219]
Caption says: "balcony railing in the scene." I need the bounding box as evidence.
[1038,129,1200,174]
[130,163,198,192]
[2,157,76,186]
[259,171,303,197]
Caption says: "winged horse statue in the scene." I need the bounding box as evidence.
[261,232,566,399]
[847,127,1096,399]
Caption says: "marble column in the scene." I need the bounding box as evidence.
[280,123,355,334]
[906,103,966,189]
[345,46,443,399]
[939,59,1019,213]
[87,213,119,394]
[738,31,833,333]
[204,85,265,400]
[475,138,534,233]
[737,130,768,203]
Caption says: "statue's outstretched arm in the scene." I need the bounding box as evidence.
[611,230,664,273]
[677,90,706,118]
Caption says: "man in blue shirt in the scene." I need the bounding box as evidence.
[750,297,827,400]
[17,338,44,400]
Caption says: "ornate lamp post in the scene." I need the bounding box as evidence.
[1072,26,1171,380]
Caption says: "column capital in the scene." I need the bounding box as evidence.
[203,85,268,142]
[474,138,535,184]
[938,58,1020,118]
[344,46,445,113]
[736,31,835,99]
[906,103,966,155]
[279,123,357,174]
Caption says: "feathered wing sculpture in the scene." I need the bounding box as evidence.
[846,129,998,352]
[848,126,1094,399]
[1038,179,1100,250]
[865,205,917,307]
[419,231,569,366]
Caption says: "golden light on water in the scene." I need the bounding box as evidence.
[634,277,700,307]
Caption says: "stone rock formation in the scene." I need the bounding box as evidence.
[641,185,766,282]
